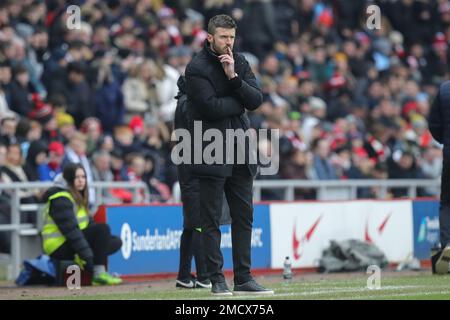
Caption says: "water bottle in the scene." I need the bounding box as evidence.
[283,256,292,280]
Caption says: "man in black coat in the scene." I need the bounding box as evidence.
[428,80,450,274]
[184,14,273,295]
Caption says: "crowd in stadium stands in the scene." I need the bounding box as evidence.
[0,0,450,245]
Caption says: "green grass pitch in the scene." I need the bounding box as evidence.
[12,271,450,300]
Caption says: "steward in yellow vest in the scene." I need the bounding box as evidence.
[41,162,122,285]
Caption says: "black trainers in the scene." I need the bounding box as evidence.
[435,245,450,274]
[196,279,212,289]
[176,278,196,289]
[211,281,232,296]
[233,280,274,296]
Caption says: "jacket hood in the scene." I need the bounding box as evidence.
[41,173,68,202]
[26,140,48,166]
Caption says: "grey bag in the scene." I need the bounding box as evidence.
[318,239,388,273]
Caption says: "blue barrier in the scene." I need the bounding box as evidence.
[104,204,271,276]
[412,200,440,260]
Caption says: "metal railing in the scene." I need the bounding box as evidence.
[172,179,441,202]
[0,181,149,280]
[252,179,441,201]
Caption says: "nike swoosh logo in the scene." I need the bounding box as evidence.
[366,212,392,243]
[293,215,322,260]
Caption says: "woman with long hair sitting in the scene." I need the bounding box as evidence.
[41,162,122,285]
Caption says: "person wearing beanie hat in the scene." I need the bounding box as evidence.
[56,112,75,128]
[29,94,54,125]
[39,141,65,181]
[129,115,144,135]
[28,94,61,144]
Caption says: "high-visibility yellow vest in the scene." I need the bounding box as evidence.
[41,191,89,255]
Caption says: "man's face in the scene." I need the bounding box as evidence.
[95,155,110,172]
[1,118,16,136]
[71,138,87,156]
[207,27,235,55]
[6,145,21,166]
[0,66,11,83]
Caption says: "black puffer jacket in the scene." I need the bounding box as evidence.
[185,41,263,177]
[174,75,232,227]
[42,186,93,262]
[429,81,450,157]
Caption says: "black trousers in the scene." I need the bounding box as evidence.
[50,223,122,266]
[440,158,450,248]
[178,229,208,281]
[199,165,253,285]
[177,165,208,280]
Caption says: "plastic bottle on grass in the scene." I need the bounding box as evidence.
[283,256,292,280]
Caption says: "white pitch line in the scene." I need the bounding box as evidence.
[176,285,426,300]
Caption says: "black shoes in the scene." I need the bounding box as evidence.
[211,281,233,296]
[176,278,195,289]
[233,279,274,296]
[211,280,274,296]
[176,276,212,289]
[196,278,212,289]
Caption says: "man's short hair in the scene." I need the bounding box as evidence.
[207,14,237,35]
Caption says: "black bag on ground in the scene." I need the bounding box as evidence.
[318,239,389,273]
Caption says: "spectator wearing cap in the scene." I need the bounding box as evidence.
[129,115,146,141]
[39,141,64,181]
[28,94,60,144]
[57,113,76,144]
